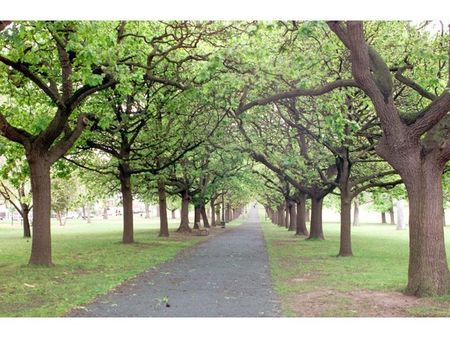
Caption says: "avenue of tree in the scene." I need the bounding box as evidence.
[1,20,450,297]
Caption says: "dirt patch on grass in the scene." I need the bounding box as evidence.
[290,271,322,283]
[288,289,448,317]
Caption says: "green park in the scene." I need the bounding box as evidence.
[1,20,450,318]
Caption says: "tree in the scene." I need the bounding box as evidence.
[0,22,118,265]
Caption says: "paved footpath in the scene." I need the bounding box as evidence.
[69,207,280,317]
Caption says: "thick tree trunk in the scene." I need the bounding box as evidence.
[120,172,134,244]
[381,212,387,224]
[201,205,210,228]
[22,205,31,238]
[194,206,201,229]
[352,201,360,227]
[389,206,395,224]
[177,191,191,233]
[28,157,52,266]
[210,198,216,226]
[404,163,450,296]
[158,180,169,237]
[307,197,324,240]
[277,205,285,227]
[339,192,353,256]
[296,194,309,236]
[288,201,296,231]
[225,203,231,222]
[144,203,150,219]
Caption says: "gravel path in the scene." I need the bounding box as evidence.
[68,206,280,317]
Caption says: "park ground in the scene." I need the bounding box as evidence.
[2,210,450,317]
[260,208,450,316]
[0,215,242,317]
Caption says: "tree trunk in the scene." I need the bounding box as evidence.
[288,201,296,231]
[403,162,450,296]
[277,205,285,227]
[389,206,395,224]
[211,198,216,226]
[381,212,387,224]
[307,196,324,240]
[225,203,231,222]
[177,191,191,233]
[201,205,210,228]
[396,200,406,230]
[284,201,289,229]
[56,211,64,227]
[352,201,360,227]
[28,157,52,266]
[215,204,221,226]
[120,172,134,244]
[339,192,353,256]
[296,194,309,236]
[22,205,31,238]
[158,180,169,237]
[194,206,201,229]
[144,203,150,219]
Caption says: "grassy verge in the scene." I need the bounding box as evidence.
[0,215,244,317]
[260,214,450,316]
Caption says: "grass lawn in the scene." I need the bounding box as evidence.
[0,214,243,317]
[260,213,450,317]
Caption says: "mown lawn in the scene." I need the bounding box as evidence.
[260,214,450,316]
[0,215,242,317]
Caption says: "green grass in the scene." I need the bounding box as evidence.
[259,213,450,316]
[0,215,244,317]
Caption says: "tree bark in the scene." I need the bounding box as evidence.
[210,198,216,226]
[194,206,201,229]
[403,162,450,296]
[389,206,395,224]
[201,204,210,228]
[296,194,309,236]
[381,212,387,224]
[277,204,285,227]
[22,205,31,238]
[288,201,296,231]
[307,196,324,240]
[225,203,231,222]
[120,171,134,244]
[28,157,52,265]
[158,180,169,237]
[177,191,191,233]
[56,211,64,227]
[339,192,353,256]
